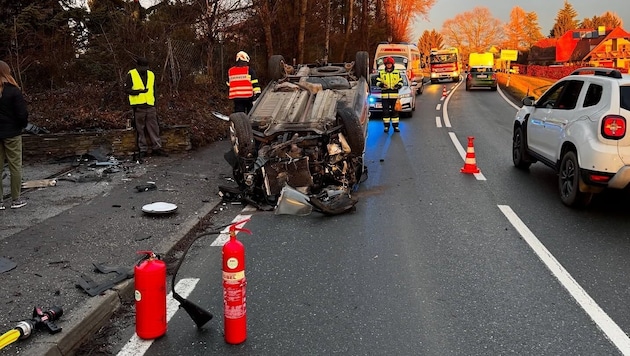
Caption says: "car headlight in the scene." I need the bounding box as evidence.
[398,93,411,99]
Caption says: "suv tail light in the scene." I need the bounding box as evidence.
[601,115,626,140]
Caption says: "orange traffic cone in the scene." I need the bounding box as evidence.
[460,136,480,174]
[442,85,447,97]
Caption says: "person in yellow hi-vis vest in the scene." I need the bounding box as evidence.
[376,56,403,133]
[125,57,166,160]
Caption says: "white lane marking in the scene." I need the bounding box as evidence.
[498,205,630,355]
[497,85,520,111]
[436,104,442,111]
[210,205,256,246]
[436,116,442,128]
[448,132,486,180]
[117,278,200,356]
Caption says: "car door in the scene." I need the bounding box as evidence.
[527,81,567,160]
[540,80,585,160]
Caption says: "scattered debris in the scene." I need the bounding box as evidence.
[0,257,17,274]
[22,179,57,189]
[135,182,157,192]
[76,263,133,297]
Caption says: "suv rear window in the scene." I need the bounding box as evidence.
[583,83,602,107]
[621,86,630,111]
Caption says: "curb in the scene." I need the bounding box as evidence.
[26,199,221,356]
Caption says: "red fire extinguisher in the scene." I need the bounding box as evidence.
[222,219,251,344]
[134,251,167,339]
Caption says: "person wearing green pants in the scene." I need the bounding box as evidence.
[0,60,28,209]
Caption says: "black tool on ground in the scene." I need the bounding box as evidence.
[170,225,231,328]
[14,306,63,340]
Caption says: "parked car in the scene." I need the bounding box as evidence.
[368,72,416,118]
[218,52,370,215]
[512,67,630,207]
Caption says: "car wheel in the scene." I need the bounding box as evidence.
[311,66,345,75]
[269,55,286,80]
[558,151,593,207]
[338,106,365,155]
[355,51,369,79]
[229,112,255,158]
[418,81,424,95]
[512,126,531,169]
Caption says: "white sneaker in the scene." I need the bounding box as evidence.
[11,200,27,209]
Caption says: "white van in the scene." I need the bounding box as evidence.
[374,42,424,95]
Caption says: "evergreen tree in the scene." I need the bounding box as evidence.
[550,0,579,38]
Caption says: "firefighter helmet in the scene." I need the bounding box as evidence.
[236,51,250,62]
[383,56,395,65]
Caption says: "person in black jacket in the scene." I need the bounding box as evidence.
[0,60,28,209]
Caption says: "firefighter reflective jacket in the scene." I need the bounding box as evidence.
[128,69,155,106]
[376,69,402,99]
[228,65,261,99]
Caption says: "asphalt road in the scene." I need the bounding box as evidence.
[80,81,630,355]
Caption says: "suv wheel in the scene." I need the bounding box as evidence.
[558,151,593,207]
[512,126,531,169]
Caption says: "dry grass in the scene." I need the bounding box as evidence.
[496,73,555,101]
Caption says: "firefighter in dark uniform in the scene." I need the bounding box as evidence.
[376,56,403,133]
[227,51,261,114]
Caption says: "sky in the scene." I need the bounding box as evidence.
[412,0,630,41]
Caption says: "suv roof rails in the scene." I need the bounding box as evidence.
[570,67,623,79]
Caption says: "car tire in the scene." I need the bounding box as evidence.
[229,112,255,158]
[269,55,286,80]
[355,51,369,79]
[512,126,532,169]
[311,66,345,75]
[558,151,593,207]
[491,85,497,91]
[338,107,365,155]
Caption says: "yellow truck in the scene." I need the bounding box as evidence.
[466,52,496,91]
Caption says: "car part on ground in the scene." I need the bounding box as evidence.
[512,67,630,207]
[219,52,370,215]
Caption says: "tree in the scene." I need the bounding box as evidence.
[504,7,544,50]
[550,0,579,38]
[580,11,623,30]
[417,29,443,57]
[383,0,436,43]
[441,7,503,59]
[523,12,544,49]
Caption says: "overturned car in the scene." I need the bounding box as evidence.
[219,52,371,215]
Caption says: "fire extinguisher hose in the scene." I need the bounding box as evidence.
[170,225,229,328]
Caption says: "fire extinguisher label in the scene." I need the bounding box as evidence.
[223,271,245,281]
[134,290,141,301]
[224,281,246,319]
[227,257,239,269]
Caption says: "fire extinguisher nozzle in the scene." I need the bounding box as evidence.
[178,299,213,328]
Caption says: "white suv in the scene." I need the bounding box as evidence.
[512,67,630,207]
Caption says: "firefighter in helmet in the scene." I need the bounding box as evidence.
[376,56,403,133]
[227,51,261,114]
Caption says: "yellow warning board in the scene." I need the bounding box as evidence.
[500,49,518,61]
